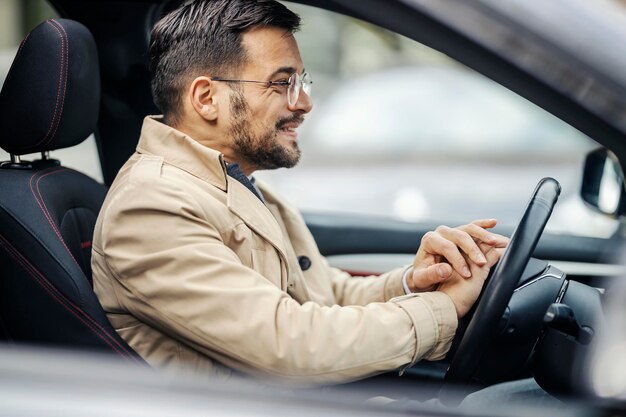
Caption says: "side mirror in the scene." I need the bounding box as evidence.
[581,148,626,218]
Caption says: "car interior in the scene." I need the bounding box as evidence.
[0,0,624,410]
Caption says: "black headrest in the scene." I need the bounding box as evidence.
[0,19,100,155]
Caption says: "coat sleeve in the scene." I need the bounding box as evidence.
[100,176,457,384]
[329,263,409,306]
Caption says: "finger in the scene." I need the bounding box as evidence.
[458,223,501,246]
[477,240,510,255]
[463,225,508,248]
[411,263,453,291]
[463,221,509,248]
[421,231,472,278]
[486,247,506,268]
[471,218,497,229]
[436,225,487,266]
[476,231,509,249]
[467,246,504,275]
[492,235,510,248]
[461,245,502,280]
[477,241,492,254]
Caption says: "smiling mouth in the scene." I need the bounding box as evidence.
[278,122,301,138]
[277,115,305,139]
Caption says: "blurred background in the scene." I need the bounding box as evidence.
[0,0,619,238]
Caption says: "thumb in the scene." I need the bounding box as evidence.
[412,262,453,291]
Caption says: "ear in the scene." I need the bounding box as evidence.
[189,76,219,121]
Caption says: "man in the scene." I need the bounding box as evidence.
[92,0,506,384]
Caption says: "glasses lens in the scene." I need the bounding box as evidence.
[287,73,300,107]
[302,72,312,96]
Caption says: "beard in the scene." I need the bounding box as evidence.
[228,89,302,171]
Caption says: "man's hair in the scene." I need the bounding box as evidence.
[149,0,301,124]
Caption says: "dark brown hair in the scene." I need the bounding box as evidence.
[149,0,301,124]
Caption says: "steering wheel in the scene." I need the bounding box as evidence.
[438,177,561,406]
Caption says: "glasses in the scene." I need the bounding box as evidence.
[211,72,312,107]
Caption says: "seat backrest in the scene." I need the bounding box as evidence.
[0,19,143,364]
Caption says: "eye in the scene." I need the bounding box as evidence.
[270,79,290,92]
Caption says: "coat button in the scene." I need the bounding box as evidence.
[298,256,311,271]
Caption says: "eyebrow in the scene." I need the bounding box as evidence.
[268,66,305,79]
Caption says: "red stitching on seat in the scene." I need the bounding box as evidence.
[14,20,66,151]
[46,19,69,148]
[38,20,65,149]
[29,168,81,271]
[80,241,92,249]
[16,32,30,57]
[0,234,141,363]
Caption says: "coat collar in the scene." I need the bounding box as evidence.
[136,116,228,191]
[136,116,288,264]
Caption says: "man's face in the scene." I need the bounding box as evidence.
[225,26,313,171]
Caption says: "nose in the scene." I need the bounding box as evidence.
[288,89,313,114]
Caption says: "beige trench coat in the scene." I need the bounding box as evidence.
[92,116,457,384]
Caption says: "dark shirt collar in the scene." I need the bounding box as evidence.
[226,163,264,203]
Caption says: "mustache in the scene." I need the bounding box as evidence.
[276,114,305,129]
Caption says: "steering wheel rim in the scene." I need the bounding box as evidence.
[439,177,561,406]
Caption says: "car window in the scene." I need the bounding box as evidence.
[253,2,619,238]
[0,0,103,183]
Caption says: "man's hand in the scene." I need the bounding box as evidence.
[406,219,508,317]
[437,242,504,317]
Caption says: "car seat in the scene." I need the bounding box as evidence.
[0,18,143,364]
